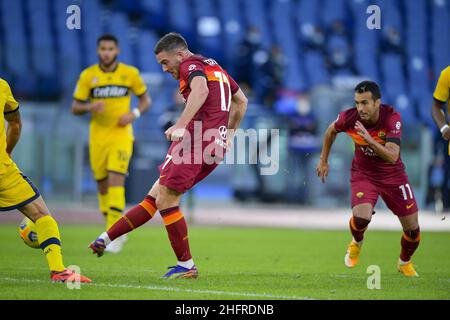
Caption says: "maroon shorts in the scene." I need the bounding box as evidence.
[158,140,223,193]
[350,171,418,217]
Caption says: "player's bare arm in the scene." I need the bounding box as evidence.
[71,99,105,115]
[165,76,209,141]
[227,88,248,149]
[316,121,339,183]
[4,108,22,156]
[118,91,152,127]
[431,99,450,140]
[355,120,400,164]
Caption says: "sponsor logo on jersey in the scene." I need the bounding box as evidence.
[203,58,217,66]
[377,131,386,139]
[395,121,401,130]
[188,64,197,71]
[91,85,129,98]
[356,192,364,198]
[360,145,376,156]
[218,125,228,140]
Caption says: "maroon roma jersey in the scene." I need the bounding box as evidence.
[334,104,406,180]
[178,54,239,133]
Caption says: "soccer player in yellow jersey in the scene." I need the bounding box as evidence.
[72,34,151,253]
[0,78,91,283]
[431,66,450,144]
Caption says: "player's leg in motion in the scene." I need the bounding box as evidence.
[102,172,129,253]
[345,203,373,268]
[96,178,109,225]
[157,185,197,279]
[89,180,159,256]
[397,212,420,277]
[19,196,91,283]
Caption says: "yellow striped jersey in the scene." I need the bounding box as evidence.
[73,63,147,142]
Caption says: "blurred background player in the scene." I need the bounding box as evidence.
[89,32,248,279]
[72,34,151,253]
[316,81,421,277]
[431,66,450,209]
[0,78,91,283]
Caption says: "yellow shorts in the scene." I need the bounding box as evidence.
[89,139,133,181]
[0,161,40,211]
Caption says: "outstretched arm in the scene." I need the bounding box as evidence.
[5,108,22,156]
[316,121,339,183]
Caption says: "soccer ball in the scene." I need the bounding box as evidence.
[19,217,40,249]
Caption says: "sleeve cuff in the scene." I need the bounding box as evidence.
[4,106,19,114]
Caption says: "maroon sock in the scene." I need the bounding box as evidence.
[107,195,156,241]
[160,206,192,262]
[349,216,370,242]
[400,227,420,262]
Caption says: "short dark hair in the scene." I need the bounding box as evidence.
[154,32,188,54]
[354,81,381,101]
[97,34,119,46]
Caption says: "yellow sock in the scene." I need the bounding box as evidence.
[35,215,65,272]
[106,186,125,230]
[98,192,109,221]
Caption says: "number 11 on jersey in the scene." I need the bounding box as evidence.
[214,71,231,112]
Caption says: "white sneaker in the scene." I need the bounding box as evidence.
[105,234,128,254]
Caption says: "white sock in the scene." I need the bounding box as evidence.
[178,259,195,269]
[399,258,410,265]
[353,238,363,245]
[99,232,112,246]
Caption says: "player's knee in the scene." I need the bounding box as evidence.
[155,195,167,210]
[404,227,420,240]
[27,211,48,223]
[353,216,371,229]
[155,193,180,210]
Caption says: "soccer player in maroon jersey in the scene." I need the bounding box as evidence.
[89,32,248,279]
[316,81,420,277]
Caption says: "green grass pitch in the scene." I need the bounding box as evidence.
[0,224,449,299]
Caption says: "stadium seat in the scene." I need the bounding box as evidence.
[115,0,143,15]
[136,30,161,73]
[376,0,402,32]
[1,0,38,97]
[141,0,166,29]
[431,0,450,75]
[381,54,406,101]
[105,12,134,66]
[241,0,272,49]
[304,50,329,87]
[167,0,195,43]
[26,0,59,98]
[321,0,347,31]
[218,0,245,68]
[53,0,83,94]
[81,0,103,66]
[1,0,29,78]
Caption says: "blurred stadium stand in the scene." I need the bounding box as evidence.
[0,0,449,210]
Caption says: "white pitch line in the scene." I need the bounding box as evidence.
[0,277,314,300]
